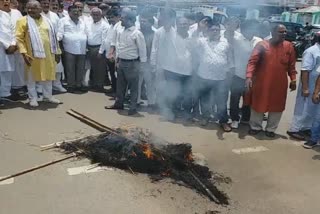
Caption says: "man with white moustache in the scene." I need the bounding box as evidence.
[40,0,66,93]
[57,5,87,93]
[87,7,110,92]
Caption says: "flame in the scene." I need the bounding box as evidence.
[186,152,193,161]
[141,143,154,159]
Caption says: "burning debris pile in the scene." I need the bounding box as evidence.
[57,127,229,205]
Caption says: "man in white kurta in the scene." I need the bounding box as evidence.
[288,35,320,141]
[40,0,66,93]
[0,9,16,104]
[6,6,26,96]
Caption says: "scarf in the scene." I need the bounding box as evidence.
[27,15,59,58]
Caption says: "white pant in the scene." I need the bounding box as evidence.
[12,53,25,88]
[0,71,12,97]
[250,109,283,132]
[138,64,157,105]
[27,72,52,101]
[53,72,63,89]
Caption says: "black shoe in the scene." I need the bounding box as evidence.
[303,140,319,149]
[105,104,124,110]
[79,87,88,93]
[128,109,138,116]
[287,131,306,141]
[301,129,312,138]
[67,87,76,93]
[2,94,20,102]
[105,88,115,94]
[248,129,262,135]
[265,131,276,138]
[91,86,106,93]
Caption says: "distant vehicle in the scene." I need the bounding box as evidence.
[270,21,303,42]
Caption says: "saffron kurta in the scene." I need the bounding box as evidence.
[15,16,56,81]
[246,40,297,113]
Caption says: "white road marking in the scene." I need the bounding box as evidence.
[0,177,14,185]
[232,146,269,155]
[67,164,114,176]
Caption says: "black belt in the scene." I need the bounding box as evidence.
[88,44,101,48]
[119,58,139,62]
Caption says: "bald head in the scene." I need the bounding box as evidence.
[271,24,287,44]
[26,0,42,19]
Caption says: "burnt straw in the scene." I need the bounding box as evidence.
[58,129,229,205]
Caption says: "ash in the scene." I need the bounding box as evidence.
[59,128,230,205]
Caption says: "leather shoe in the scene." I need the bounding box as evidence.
[128,109,138,115]
[105,105,123,110]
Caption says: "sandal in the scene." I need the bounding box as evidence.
[286,131,306,141]
[248,129,262,135]
[265,131,276,138]
[221,123,232,132]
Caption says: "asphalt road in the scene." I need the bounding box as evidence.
[0,65,319,214]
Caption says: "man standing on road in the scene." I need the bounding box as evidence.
[16,0,61,107]
[87,8,110,92]
[40,0,66,93]
[57,5,87,93]
[1,0,27,101]
[230,20,262,129]
[105,9,147,116]
[246,24,297,138]
[303,72,320,149]
[0,0,16,106]
[287,33,320,141]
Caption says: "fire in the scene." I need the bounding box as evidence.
[141,143,154,159]
[186,152,193,161]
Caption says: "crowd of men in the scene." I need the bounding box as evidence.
[0,0,320,148]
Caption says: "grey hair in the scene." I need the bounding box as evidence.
[91,7,102,15]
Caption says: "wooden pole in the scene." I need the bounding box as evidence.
[0,153,78,183]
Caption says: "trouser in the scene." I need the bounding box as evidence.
[107,59,117,92]
[26,71,52,101]
[64,52,86,88]
[193,76,228,124]
[310,119,320,143]
[12,53,25,89]
[0,71,12,97]
[53,73,64,89]
[163,70,192,114]
[250,109,282,132]
[115,60,139,110]
[230,75,251,122]
[138,63,156,104]
[88,46,107,88]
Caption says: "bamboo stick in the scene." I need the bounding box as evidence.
[0,153,78,183]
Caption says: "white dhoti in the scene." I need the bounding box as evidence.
[11,52,25,88]
[52,61,66,91]
[27,71,52,101]
[0,71,12,97]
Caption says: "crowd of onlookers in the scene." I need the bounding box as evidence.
[0,0,320,148]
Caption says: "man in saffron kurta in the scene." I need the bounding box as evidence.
[246,24,297,137]
[16,0,61,107]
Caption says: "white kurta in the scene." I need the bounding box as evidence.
[0,11,15,72]
[289,44,320,132]
[9,9,25,87]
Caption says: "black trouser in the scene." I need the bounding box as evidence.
[114,59,139,110]
[88,46,107,88]
[107,59,117,92]
[193,76,229,124]
[230,75,251,122]
[163,70,192,114]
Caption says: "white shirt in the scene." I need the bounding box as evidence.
[42,11,60,32]
[57,16,87,55]
[0,11,15,72]
[150,27,192,75]
[8,9,22,28]
[86,18,110,46]
[196,37,231,81]
[99,24,116,57]
[233,35,262,79]
[112,26,147,62]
